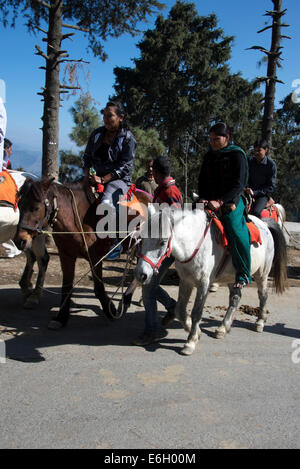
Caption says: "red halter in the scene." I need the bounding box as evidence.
[139,214,214,273]
[139,232,173,274]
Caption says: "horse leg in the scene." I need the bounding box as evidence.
[48,253,76,330]
[19,248,35,305]
[180,284,208,356]
[176,281,193,332]
[254,274,268,333]
[92,262,117,321]
[24,236,50,309]
[215,284,242,339]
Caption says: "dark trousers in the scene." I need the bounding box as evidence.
[251,196,269,219]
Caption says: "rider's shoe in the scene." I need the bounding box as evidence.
[132,328,168,346]
[107,241,123,260]
[161,300,176,327]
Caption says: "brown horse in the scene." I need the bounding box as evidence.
[15,178,150,329]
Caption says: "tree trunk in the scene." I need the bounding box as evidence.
[42,0,63,179]
[262,0,282,147]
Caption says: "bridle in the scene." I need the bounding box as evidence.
[139,232,173,274]
[139,212,214,274]
[19,195,59,235]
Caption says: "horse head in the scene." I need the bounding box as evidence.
[135,205,173,284]
[15,177,55,251]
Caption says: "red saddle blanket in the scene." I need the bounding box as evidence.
[261,205,278,223]
[212,217,262,248]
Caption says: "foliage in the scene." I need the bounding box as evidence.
[58,93,101,182]
[0,0,165,178]
[131,127,166,181]
[113,1,263,196]
[59,149,83,183]
[0,0,165,59]
[69,93,101,147]
[272,94,300,220]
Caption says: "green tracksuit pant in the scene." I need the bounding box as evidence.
[221,197,251,284]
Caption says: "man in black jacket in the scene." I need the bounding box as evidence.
[245,139,277,219]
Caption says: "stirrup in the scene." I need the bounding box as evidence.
[233,281,247,289]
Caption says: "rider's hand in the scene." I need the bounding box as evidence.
[89,174,103,185]
[244,187,254,196]
[208,200,223,211]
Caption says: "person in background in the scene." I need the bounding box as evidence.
[197,122,251,289]
[133,156,183,346]
[245,139,277,219]
[3,138,12,169]
[83,101,136,259]
[136,159,158,196]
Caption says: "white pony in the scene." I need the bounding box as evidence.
[0,171,49,308]
[135,206,287,355]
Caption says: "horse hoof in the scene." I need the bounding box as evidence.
[215,327,226,339]
[209,282,219,293]
[255,323,264,333]
[180,343,195,356]
[23,295,40,310]
[104,301,117,321]
[117,293,132,317]
[48,320,63,330]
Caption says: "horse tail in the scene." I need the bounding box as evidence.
[263,218,288,294]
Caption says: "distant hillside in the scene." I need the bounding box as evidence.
[10,148,42,177]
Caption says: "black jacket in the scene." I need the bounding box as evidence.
[83,126,136,183]
[197,145,248,206]
[247,155,277,198]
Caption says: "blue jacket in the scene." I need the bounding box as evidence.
[83,126,136,183]
[247,155,277,198]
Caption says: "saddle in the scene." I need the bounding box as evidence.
[211,214,262,248]
[0,170,19,210]
[261,199,279,223]
[85,182,149,219]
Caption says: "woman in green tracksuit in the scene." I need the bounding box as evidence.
[197,122,251,288]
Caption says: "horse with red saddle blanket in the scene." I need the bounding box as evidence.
[14,178,151,329]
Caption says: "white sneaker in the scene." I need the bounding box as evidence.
[6,249,22,258]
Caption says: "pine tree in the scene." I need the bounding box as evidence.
[113,1,263,195]
[0,0,164,178]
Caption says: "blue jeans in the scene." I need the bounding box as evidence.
[142,255,176,334]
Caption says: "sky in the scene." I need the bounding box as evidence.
[0,0,300,155]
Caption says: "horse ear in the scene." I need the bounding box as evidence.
[42,177,55,192]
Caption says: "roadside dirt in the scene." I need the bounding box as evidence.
[0,240,300,288]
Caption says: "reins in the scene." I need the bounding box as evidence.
[20,182,141,319]
[140,210,215,272]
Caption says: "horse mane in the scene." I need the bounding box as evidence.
[18,178,48,202]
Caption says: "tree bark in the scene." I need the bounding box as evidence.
[262,0,282,147]
[42,0,63,179]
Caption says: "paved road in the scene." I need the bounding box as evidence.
[0,282,299,449]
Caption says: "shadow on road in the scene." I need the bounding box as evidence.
[1,285,299,363]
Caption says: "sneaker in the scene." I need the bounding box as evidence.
[132,329,168,346]
[161,301,176,327]
[6,249,22,258]
[106,242,123,260]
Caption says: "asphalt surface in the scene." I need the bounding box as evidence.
[0,282,299,449]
